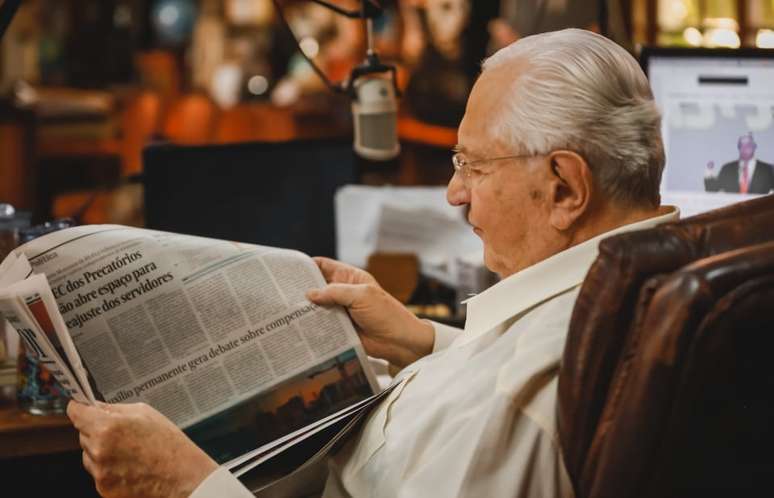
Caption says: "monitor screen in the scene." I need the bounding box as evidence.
[643,48,774,216]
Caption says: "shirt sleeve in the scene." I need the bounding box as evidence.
[189,467,254,498]
[430,321,463,353]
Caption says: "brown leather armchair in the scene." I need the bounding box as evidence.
[558,195,774,498]
[587,241,774,498]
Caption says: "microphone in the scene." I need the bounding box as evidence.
[346,8,401,162]
[343,2,401,161]
[351,70,400,162]
[272,0,401,161]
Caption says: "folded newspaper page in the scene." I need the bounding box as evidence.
[0,224,382,471]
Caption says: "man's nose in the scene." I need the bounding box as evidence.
[447,173,470,206]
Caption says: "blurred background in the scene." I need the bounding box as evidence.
[1,0,773,229]
[1,3,774,494]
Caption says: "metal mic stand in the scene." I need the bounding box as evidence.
[273,0,400,99]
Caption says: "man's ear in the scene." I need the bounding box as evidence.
[546,150,593,231]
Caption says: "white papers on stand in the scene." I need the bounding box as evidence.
[335,185,483,287]
[374,204,482,286]
[337,185,451,269]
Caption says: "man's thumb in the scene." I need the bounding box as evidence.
[307,284,364,308]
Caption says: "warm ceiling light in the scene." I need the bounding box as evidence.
[247,75,269,96]
[704,28,741,48]
[660,0,690,31]
[703,17,739,31]
[159,4,181,27]
[299,36,320,59]
[683,27,703,46]
[756,29,774,49]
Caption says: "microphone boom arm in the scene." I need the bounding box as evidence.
[345,52,401,99]
[272,0,399,100]
[308,0,382,19]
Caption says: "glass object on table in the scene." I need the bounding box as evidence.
[15,218,76,415]
[0,203,19,262]
[0,203,32,270]
[0,204,31,402]
[0,204,21,364]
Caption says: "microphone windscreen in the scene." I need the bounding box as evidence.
[352,78,400,161]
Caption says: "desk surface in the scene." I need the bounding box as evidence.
[0,399,79,459]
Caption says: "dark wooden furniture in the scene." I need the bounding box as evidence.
[0,399,78,459]
[0,101,37,212]
[0,396,99,497]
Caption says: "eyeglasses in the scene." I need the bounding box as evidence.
[452,152,537,186]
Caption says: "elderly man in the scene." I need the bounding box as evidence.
[67,29,678,498]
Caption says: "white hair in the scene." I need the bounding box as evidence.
[482,29,664,207]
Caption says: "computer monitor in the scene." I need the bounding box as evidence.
[642,47,774,216]
[143,138,359,258]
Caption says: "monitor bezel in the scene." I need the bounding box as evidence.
[640,46,774,76]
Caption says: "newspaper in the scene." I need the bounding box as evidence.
[0,224,384,478]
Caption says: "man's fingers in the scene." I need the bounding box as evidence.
[79,431,90,451]
[79,432,98,461]
[68,400,125,436]
[312,257,375,286]
[67,401,98,434]
[67,399,83,420]
[312,256,331,267]
[95,400,129,413]
[82,450,97,477]
[312,257,341,281]
[307,283,366,308]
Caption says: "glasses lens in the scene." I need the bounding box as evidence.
[453,153,466,173]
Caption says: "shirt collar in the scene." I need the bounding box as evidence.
[460,206,680,342]
[739,158,757,174]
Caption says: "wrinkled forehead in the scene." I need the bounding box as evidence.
[458,66,525,154]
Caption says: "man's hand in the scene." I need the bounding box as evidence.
[67,401,218,498]
[307,257,435,368]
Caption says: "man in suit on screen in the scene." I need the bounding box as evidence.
[705,133,774,194]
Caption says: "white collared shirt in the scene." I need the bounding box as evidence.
[191,207,679,498]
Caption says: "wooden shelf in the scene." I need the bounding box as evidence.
[38,138,122,158]
[0,399,79,459]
